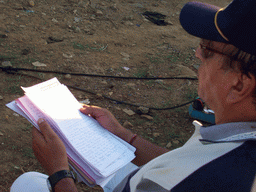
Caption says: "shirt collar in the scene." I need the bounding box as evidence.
[200,122,256,143]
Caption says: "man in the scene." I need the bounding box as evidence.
[11,0,256,191]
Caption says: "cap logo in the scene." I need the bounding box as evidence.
[214,8,229,41]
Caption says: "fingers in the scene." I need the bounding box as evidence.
[80,105,105,118]
[79,104,91,115]
[32,126,45,144]
[37,118,58,141]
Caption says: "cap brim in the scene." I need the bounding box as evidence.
[179,2,227,43]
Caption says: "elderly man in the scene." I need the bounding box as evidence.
[11,0,256,191]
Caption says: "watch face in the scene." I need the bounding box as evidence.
[47,179,52,192]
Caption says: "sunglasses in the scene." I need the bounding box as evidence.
[199,43,233,59]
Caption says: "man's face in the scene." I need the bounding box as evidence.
[195,41,235,120]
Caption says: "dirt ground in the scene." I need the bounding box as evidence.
[0,0,229,191]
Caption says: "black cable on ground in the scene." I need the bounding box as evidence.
[1,69,197,110]
[68,85,196,110]
[0,66,198,80]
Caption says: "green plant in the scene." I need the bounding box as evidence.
[152,114,164,125]
[146,54,164,64]
[20,57,37,65]
[142,134,155,143]
[161,99,174,108]
[168,130,181,139]
[11,145,18,150]
[145,80,155,86]
[3,76,23,94]
[184,87,198,100]
[132,119,147,127]
[37,73,45,79]
[22,148,35,158]
[166,54,179,62]
[22,124,33,132]
[0,53,18,61]
[133,69,148,78]
[156,81,173,90]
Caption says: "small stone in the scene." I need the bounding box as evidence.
[79,99,90,105]
[52,18,58,23]
[165,20,173,25]
[120,52,130,58]
[108,92,113,96]
[0,132,3,136]
[64,74,71,79]
[123,67,130,71]
[0,95,3,100]
[172,140,180,145]
[153,133,161,137]
[13,113,19,117]
[74,26,81,33]
[114,106,121,111]
[132,3,144,8]
[123,109,136,116]
[166,142,172,148]
[63,53,74,58]
[28,0,34,7]
[20,25,26,28]
[47,36,63,44]
[101,80,108,85]
[32,61,47,67]
[141,115,153,120]
[2,61,12,67]
[123,121,133,128]
[78,95,84,99]
[96,10,103,16]
[138,106,149,114]
[124,21,134,26]
[110,4,117,10]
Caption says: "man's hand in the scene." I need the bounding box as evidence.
[80,105,169,166]
[32,118,69,176]
[80,105,133,142]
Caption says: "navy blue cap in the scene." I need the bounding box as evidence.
[179,0,256,55]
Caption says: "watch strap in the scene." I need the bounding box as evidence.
[48,170,75,192]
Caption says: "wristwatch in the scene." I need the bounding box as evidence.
[47,170,75,192]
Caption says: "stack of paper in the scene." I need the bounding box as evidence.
[6,78,136,187]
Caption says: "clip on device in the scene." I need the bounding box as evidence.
[189,98,215,124]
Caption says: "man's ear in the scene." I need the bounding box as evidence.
[227,73,256,104]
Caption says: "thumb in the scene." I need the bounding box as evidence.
[37,118,57,140]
